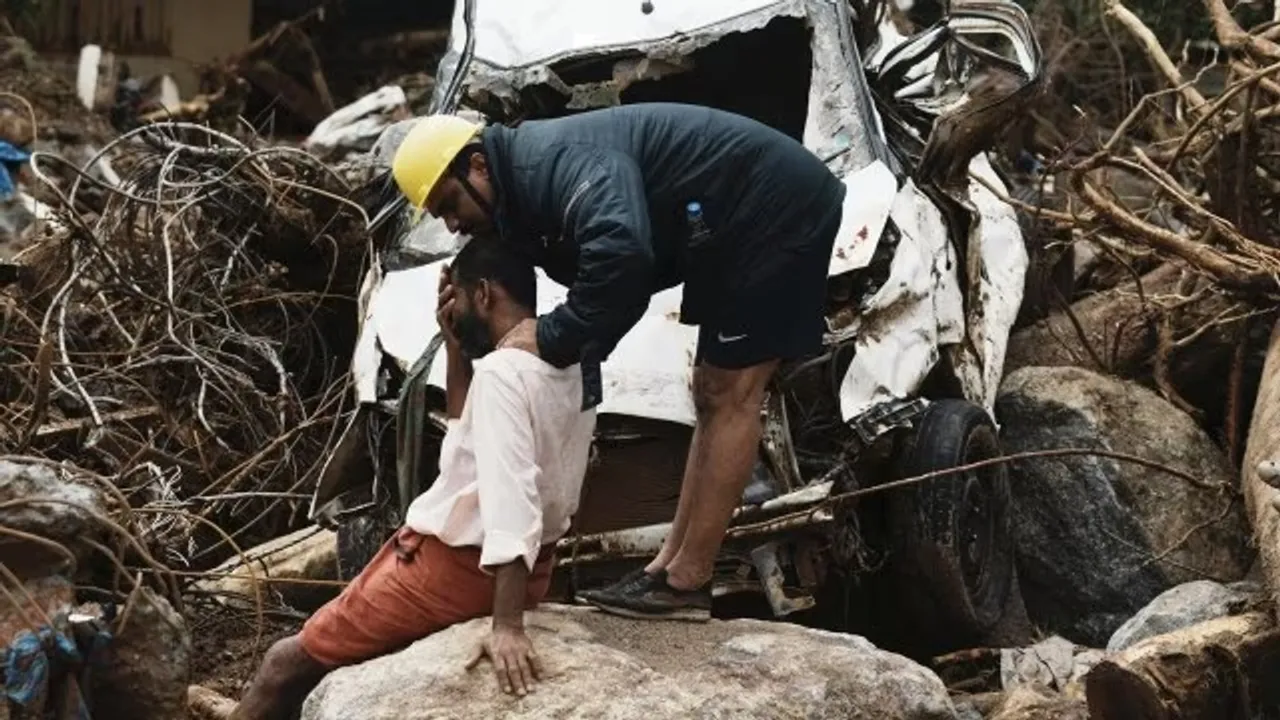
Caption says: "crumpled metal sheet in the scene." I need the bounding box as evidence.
[446,0,799,71]
[355,0,1029,431]
[306,85,408,153]
[801,0,890,176]
[943,153,1028,414]
[999,635,1104,693]
[833,174,963,421]
[833,154,1024,422]
[827,160,898,276]
[453,1,810,109]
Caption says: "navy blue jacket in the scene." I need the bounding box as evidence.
[480,103,844,393]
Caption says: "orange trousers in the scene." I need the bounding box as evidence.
[300,527,554,668]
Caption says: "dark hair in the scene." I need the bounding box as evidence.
[451,239,537,311]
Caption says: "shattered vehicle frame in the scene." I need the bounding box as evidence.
[314,0,1042,653]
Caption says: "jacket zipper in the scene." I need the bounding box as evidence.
[557,180,593,244]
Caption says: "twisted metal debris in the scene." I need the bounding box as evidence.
[1,122,369,566]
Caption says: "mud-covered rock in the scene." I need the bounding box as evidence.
[996,366,1250,645]
[302,605,960,720]
[0,459,111,581]
[1107,579,1264,651]
[91,588,191,720]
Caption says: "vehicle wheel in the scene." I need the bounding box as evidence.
[885,399,1014,650]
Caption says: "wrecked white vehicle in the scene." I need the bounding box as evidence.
[314,0,1042,654]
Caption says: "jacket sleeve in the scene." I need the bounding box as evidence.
[535,148,654,369]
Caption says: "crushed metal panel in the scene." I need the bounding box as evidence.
[834,177,963,421]
[801,0,887,174]
[307,85,408,154]
[446,0,800,71]
[942,154,1027,413]
[351,265,385,405]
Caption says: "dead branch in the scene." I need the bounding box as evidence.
[1086,612,1280,719]
[1203,0,1280,62]
[1103,0,1206,113]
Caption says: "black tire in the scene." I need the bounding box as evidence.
[886,399,1014,649]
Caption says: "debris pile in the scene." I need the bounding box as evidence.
[0,457,191,720]
[2,121,369,567]
[0,34,114,143]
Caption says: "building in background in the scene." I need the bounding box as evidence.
[23,0,252,94]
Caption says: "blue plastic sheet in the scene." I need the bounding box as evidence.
[4,621,105,719]
[0,140,31,199]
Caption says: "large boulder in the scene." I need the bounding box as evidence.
[1107,579,1264,651]
[995,367,1251,646]
[302,605,960,720]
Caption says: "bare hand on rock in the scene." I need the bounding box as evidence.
[465,625,542,696]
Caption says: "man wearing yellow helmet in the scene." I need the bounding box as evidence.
[393,102,846,623]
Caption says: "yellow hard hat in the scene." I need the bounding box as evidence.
[391,114,484,217]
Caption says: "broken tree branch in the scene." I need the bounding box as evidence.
[1203,0,1280,62]
[1086,612,1280,719]
[1104,0,1207,113]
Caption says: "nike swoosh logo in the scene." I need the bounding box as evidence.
[718,332,748,343]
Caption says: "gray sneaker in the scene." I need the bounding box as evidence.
[575,567,652,605]
[581,569,712,622]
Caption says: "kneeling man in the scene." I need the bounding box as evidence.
[230,240,597,719]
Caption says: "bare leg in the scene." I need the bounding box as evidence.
[229,635,328,720]
[662,361,778,591]
[645,392,714,574]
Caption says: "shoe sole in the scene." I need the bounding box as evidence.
[582,599,711,623]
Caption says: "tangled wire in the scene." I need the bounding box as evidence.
[0,122,369,567]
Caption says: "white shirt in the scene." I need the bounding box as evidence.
[404,348,597,572]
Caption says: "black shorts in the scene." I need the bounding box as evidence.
[681,208,841,370]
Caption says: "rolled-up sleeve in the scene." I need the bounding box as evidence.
[470,364,544,573]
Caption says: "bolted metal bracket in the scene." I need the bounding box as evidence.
[749,541,817,617]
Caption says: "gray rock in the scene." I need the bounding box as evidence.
[1106,579,1263,651]
[0,195,36,261]
[995,367,1250,646]
[0,459,111,581]
[92,588,191,720]
[952,699,987,720]
[302,605,960,720]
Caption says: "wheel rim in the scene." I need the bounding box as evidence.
[958,462,996,598]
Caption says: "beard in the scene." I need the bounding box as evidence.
[452,307,495,360]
